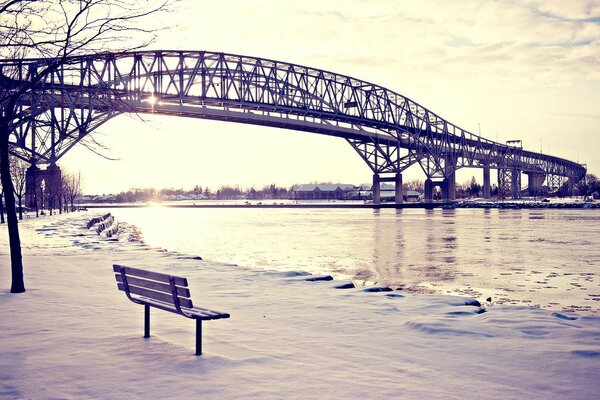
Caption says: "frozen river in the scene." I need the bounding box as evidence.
[107,206,600,314]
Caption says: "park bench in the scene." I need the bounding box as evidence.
[113,264,230,355]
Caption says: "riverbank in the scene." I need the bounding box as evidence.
[79,198,600,210]
[84,202,447,209]
[1,213,599,399]
[456,199,600,209]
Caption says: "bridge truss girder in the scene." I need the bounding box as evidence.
[346,137,421,175]
[1,50,586,184]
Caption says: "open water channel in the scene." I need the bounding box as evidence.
[107,206,600,314]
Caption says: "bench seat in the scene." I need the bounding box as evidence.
[134,296,230,320]
[113,264,230,355]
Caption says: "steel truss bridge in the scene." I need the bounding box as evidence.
[0,50,586,204]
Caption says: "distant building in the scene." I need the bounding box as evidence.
[404,190,421,202]
[293,184,355,200]
[93,194,117,203]
[293,183,421,202]
[349,183,421,202]
[76,195,93,203]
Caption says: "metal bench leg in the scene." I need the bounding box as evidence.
[195,319,202,356]
[144,304,150,338]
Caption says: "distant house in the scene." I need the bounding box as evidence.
[93,194,117,203]
[293,184,355,200]
[76,195,93,203]
[349,184,421,202]
[404,190,421,202]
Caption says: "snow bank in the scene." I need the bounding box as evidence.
[1,213,599,399]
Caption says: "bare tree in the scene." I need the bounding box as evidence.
[62,170,82,212]
[10,155,26,219]
[576,174,599,200]
[0,0,173,293]
[61,173,69,213]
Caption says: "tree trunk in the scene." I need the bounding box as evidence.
[18,196,23,220]
[0,192,5,224]
[0,126,26,293]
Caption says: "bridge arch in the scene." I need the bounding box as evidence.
[1,50,586,203]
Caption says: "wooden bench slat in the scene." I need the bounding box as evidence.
[113,264,188,286]
[189,306,231,319]
[117,283,194,308]
[115,274,190,298]
[135,297,230,320]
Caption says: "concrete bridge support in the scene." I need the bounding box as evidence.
[25,164,41,209]
[395,173,403,204]
[483,166,491,199]
[424,178,452,202]
[511,170,521,199]
[372,174,381,205]
[442,179,450,202]
[45,163,62,213]
[526,172,545,197]
[25,163,62,213]
[446,171,456,201]
[424,179,433,202]
[372,173,404,205]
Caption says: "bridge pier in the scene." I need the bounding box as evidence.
[441,179,450,202]
[511,170,521,199]
[424,179,433,202]
[446,171,455,201]
[424,178,455,202]
[395,173,403,204]
[25,164,41,210]
[483,166,491,199]
[45,163,62,214]
[372,174,381,205]
[526,172,545,197]
[25,163,62,214]
[498,168,521,199]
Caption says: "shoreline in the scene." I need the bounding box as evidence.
[84,202,447,209]
[81,200,599,209]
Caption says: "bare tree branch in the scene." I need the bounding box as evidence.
[0,0,176,292]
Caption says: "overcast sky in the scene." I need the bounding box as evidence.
[59,0,600,194]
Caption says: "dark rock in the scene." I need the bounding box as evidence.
[385,293,404,298]
[363,286,393,292]
[333,282,355,289]
[282,271,311,277]
[304,275,334,282]
[177,255,203,260]
[486,297,492,302]
[464,299,482,307]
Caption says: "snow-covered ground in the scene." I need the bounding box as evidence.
[1,212,599,399]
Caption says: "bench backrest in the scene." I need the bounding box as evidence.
[113,264,194,309]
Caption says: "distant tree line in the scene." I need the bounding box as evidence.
[110,184,292,203]
[576,174,599,199]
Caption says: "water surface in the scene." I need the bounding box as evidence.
[109,207,600,314]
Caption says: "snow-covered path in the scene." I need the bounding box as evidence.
[1,213,599,399]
